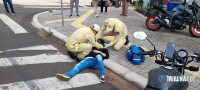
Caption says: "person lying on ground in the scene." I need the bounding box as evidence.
[56,47,109,83]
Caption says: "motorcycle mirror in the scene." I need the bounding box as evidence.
[133,31,147,40]
[188,66,199,71]
[134,31,156,53]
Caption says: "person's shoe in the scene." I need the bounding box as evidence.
[104,12,107,14]
[77,14,79,17]
[56,73,70,81]
[120,14,127,16]
[11,13,16,15]
[100,75,105,83]
[69,15,72,17]
[95,14,99,18]
[6,13,10,15]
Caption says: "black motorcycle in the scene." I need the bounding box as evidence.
[146,0,200,37]
[133,31,200,90]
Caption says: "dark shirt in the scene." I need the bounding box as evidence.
[85,47,109,60]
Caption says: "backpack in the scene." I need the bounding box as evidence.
[126,44,145,65]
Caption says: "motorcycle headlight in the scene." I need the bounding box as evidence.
[177,49,188,58]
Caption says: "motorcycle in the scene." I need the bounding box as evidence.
[145,0,200,37]
[133,31,200,90]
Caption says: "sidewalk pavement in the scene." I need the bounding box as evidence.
[32,5,200,90]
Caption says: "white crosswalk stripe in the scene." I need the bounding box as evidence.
[0,54,73,67]
[0,73,101,90]
[0,45,101,90]
[0,14,28,34]
[0,58,12,67]
[35,73,100,89]
[0,45,57,53]
[0,45,73,66]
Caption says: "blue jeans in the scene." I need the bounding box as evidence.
[3,0,15,14]
[66,55,105,78]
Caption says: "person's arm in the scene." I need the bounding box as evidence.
[92,50,106,57]
[86,33,103,49]
[96,25,106,39]
[92,49,109,59]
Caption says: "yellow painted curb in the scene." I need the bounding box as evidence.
[186,70,200,77]
[45,18,77,24]
[71,9,94,29]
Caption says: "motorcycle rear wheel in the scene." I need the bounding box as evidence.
[189,22,200,37]
[146,16,161,31]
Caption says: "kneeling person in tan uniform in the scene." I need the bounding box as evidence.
[97,18,129,50]
[66,24,103,59]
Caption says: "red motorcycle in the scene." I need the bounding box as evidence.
[146,0,200,37]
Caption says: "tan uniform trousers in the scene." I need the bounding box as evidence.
[114,37,126,50]
[93,0,98,15]
[122,0,128,16]
[67,43,92,59]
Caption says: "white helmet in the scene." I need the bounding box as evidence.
[91,24,100,32]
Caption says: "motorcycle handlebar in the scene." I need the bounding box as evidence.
[137,50,155,56]
[138,51,152,55]
[191,52,200,61]
[155,60,199,71]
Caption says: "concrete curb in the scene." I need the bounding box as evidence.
[32,11,148,89]
[104,60,147,89]
[32,11,68,42]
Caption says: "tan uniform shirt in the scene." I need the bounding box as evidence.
[67,27,103,48]
[98,18,127,45]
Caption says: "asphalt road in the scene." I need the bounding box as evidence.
[0,4,138,90]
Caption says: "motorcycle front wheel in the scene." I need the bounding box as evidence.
[189,22,200,37]
[146,16,161,31]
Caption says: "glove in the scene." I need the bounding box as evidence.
[104,43,112,48]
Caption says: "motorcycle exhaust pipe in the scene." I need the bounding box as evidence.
[156,18,170,28]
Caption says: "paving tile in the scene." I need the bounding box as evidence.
[130,66,139,71]
[188,85,199,90]
[191,78,200,87]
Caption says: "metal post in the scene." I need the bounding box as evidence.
[183,0,186,6]
[61,0,64,26]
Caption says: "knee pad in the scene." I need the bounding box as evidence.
[114,45,121,51]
